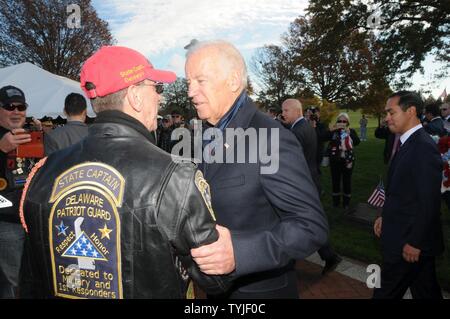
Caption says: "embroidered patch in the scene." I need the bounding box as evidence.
[194,170,216,221]
[48,163,125,299]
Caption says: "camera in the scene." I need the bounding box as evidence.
[8,130,45,158]
[307,106,319,122]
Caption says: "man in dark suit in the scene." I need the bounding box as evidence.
[281,99,320,188]
[307,107,329,174]
[186,40,328,298]
[423,102,446,137]
[373,91,444,299]
[282,98,342,275]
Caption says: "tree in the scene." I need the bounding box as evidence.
[359,79,392,125]
[246,76,255,97]
[307,0,450,82]
[161,77,195,118]
[0,0,114,79]
[285,15,375,108]
[251,45,300,109]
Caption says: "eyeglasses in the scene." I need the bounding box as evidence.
[139,81,164,94]
[442,108,448,111]
[1,103,28,112]
[172,115,181,118]
[337,120,348,124]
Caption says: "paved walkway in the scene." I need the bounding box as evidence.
[301,253,449,299]
[296,257,372,298]
[196,252,449,299]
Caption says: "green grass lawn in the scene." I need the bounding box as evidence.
[321,110,450,291]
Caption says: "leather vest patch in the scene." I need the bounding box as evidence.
[48,162,125,299]
[194,170,216,221]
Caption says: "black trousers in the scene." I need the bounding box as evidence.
[0,221,25,299]
[330,159,353,205]
[373,256,442,299]
[442,191,450,212]
[318,243,336,261]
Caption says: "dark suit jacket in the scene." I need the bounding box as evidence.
[290,118,320,191]
[201,97,328,295]
[382,128,444,262]
[424,117,446,137]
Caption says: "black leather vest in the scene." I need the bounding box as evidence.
[20,113,229,298]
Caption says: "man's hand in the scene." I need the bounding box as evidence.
[403,244,421,263]
[373,216,382,238]
[191,225,235,275]
[0,129,31,153]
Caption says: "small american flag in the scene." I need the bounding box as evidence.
[368,180,385,208]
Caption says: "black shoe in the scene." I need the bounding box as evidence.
[322,255,343,275]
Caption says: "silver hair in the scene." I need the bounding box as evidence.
[186,40,248,88]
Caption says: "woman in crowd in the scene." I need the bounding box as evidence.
[325,113,360,209]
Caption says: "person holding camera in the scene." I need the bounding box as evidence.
[0,85,35,298]
[325,113,360,209]
[305,106,329,185]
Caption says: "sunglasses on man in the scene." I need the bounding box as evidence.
[1,103,28,112]
[337,120,348,124]
[139,82,164,94]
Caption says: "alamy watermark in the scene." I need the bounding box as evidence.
[366,264,381,289]
[169,121,280,175]
[67,4,81,29]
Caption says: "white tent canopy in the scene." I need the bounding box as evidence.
[0,62,95,119]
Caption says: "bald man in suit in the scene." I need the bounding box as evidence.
[282,98,342,275]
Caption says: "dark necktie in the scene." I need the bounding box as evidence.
[390,134,401,161]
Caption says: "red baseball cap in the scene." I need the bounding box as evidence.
[80,46,176,98]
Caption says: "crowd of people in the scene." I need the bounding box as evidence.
[0,39,447,299]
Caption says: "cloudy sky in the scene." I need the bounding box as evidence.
[91,0,448,99]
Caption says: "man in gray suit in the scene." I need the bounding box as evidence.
[44,93,88,155]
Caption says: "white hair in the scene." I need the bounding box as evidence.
[186,40,248,88]
[336,112,350,123]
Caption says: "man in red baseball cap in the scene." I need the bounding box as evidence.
[19,46,231,299]
[80,45,177,132]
